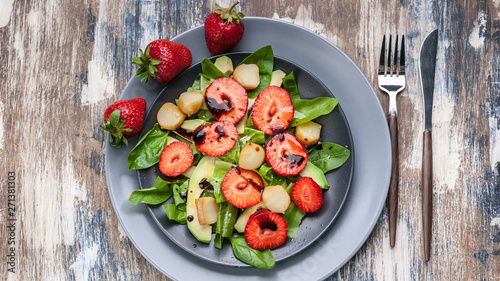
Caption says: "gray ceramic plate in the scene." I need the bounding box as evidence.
[106,17,391,280]
[137,52,354,267]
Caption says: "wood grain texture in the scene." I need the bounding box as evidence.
[0,0,499,280]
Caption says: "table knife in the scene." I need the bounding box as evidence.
[419,29,438,262]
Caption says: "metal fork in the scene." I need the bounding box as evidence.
[378,35,405,248]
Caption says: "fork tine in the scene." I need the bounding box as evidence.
[393,35,399,75]
[387,35,392,76]
[379,35,386,75]
[399,35,405,75]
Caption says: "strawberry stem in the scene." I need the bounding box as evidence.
[131,46,163,83]
[101,109,131,148]
[214,2,244,24]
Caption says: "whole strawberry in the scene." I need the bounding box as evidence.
[204,2,245,55]
[101,98,146,148]
[132,39,192,83]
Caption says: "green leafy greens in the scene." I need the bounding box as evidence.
[127,124,169,169]
[239,45,274,98]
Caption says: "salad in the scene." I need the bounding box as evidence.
[126,46,350,268]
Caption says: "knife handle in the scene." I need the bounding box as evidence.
[388,115,399,248]
[422,129,432,261]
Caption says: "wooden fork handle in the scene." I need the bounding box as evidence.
[422,129,432,261]
[388,115,399,248]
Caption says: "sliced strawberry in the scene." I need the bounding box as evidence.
[221,167,263,209]
[244,210,288,250]
[251,86,294,135]
[159,142,194,177]
[193,121,238,157]
[291,177,324,213]
[265,133,308,176]
[205,77,248,124]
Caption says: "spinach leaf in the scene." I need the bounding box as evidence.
[214,234,224,249]
[127,124,169,169]
[282,72,300,101]
[202,58,227,79]
[291,97,339,127]
[163,204,187,224]
[283,182,306,238]
[238,127,266,145]
[283,202,306,238]
[128,177,188,205]
[239,45,274,98]
[128,186,172,205]
[257,164,289,187]
[214,202,238,249]
[308,142,351,173]
[228,236,276,269]
[207,161,235,203]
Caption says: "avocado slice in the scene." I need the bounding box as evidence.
[187,156,216,243]
[299,162,330,189]
[214,56,234,76]
[234,202,267,233]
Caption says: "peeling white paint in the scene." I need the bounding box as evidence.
[433,95,462,194]
[60,145,88,246]
[469,11,487,49]
[0,0,14,27]
[272,4,338,45]
[81,1,116,105]
[491,217,500,227]
[69,242,99,281]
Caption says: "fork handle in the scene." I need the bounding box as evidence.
[422,129,432,261]
[388,114,399,248]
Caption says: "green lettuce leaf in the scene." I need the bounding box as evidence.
[238,127,266,145]
[163,204,187,224]
[206,160,236,203]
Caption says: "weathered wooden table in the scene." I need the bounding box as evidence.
[1,0,498,280]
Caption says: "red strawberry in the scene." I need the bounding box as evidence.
[265,133,308,176]
[193,121,238,157]
[132,39,192,83]
[159,142,194,177]
[291,177,323,213]
[101,98,146,148]
[205,77,248,124]
[221,167,263,208]
[244,209,288,250]
[251,86,294,135]
[204,2,245,55]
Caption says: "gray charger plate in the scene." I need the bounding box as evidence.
[105,17,391,280]
[137,52,354,267]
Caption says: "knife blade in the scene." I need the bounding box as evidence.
[419,29,438,262]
